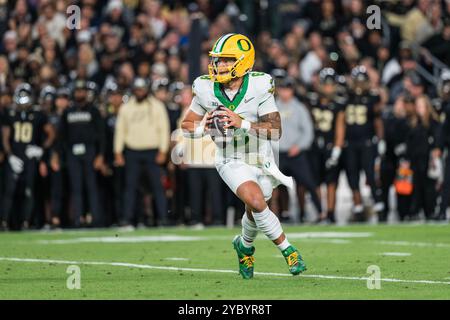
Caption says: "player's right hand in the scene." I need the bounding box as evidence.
[8,154,24,174]
[325,147,342,169]
[50,154,60,172]
[205,111,214,125]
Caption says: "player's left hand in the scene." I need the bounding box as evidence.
[93,155,104,171]
[39,161,48,177]
[219,107,242,129]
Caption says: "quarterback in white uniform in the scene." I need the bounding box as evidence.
[181,33,306,279]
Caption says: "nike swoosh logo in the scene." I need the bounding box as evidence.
[244,97,255,103]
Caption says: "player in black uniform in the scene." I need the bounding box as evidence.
[1,83,55,230]
[308,68,346,223]
[35,85,56,228]
[46,87,71,227]
[344,66,386,222]
[58,79,105,227]
[436,70,450,221]
[100,83,124,226]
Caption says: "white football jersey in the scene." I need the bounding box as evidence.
[189,72,278,164]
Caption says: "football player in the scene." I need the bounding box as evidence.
[436,70,450,221]
[181,33,306,279]
[344,66,386,222]
[58,79,105,227]
[1,83,55,230]
[307,68,346,224]
[101,83,124,226]
[48,87,71,227]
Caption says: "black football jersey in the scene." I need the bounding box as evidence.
[307,92,345,147]
[3,106,48,158]
[59,103,105,154]
[104,113,117,164]
[345,91,380,142]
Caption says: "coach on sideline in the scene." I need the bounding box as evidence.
[114,77,170,227]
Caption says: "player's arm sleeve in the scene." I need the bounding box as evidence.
[114,106,126,154]
[57,110,68,155]
[258,75,278,116]
[93,108,106,157]
[40,114,53,161]
[189,80,208,116]
[297,103,314,150]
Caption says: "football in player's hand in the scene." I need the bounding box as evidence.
[207,107,234,147]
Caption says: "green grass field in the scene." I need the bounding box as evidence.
[1,223,450,299]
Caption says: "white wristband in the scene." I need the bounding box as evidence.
[241,119,251,132]
[331,146,342,159]
[194,125,205,136]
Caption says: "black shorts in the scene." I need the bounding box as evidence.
[309,144,340,185]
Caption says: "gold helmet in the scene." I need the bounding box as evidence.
[208,33,255,83]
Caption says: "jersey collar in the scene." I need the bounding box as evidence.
[213,73,249,111]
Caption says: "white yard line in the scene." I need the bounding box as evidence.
[33,232,371,245]
[27,236,450,249]
[380,252,412,257]
[1,257,450,286]
[375,240,450,248]
[163,257,190,261]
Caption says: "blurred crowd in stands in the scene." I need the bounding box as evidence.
[0,0,449,230]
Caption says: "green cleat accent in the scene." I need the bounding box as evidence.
[232,235,255,279]
[282,245,307,275]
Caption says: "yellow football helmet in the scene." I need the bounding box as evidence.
[208,33,255,83]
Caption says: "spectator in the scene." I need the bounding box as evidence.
[33,2,66,48]
[385,0,432,44]
[0,55,9,91]
[407,95,441,220]
[422,17,450,66]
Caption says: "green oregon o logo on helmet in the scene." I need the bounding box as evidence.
[237,39,251,51]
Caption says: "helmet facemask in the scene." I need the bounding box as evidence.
[209,55,244,83]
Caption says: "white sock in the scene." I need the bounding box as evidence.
[276,238,291,251]
[241,213,258,248]
[252,206,283,241]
